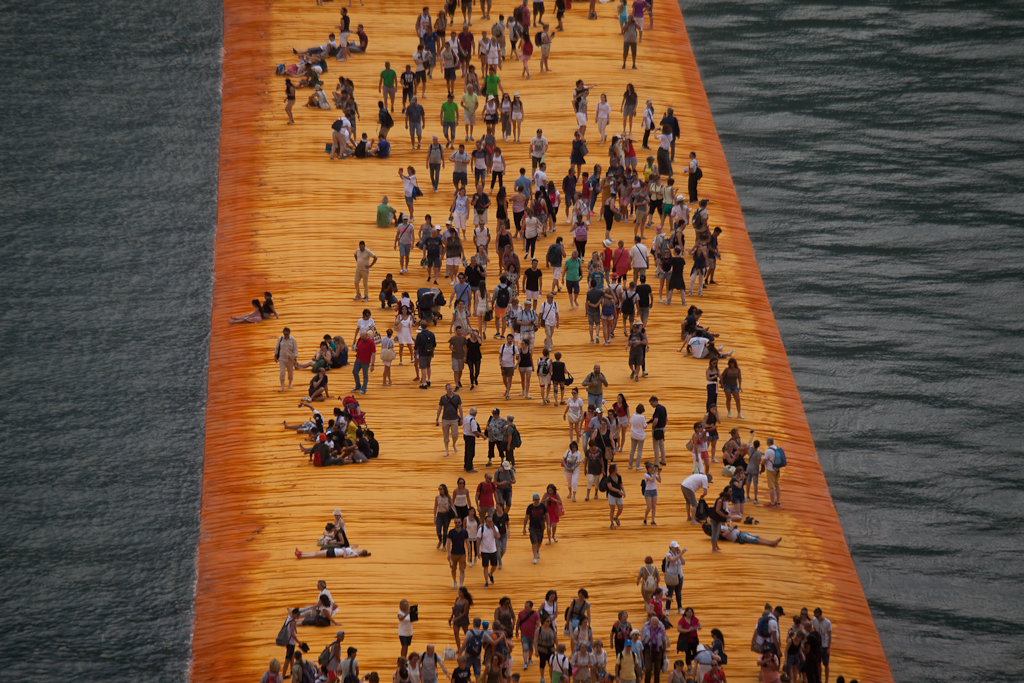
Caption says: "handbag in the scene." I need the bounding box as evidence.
[485,309,494,321]
[684,440,693,451]
[564,371,574,386]
[580,140,589,157]
[722,465,736,477]
[442,644,458,660]
[664,572,680,587]
[381,347,397,362]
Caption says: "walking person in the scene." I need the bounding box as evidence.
[662,542,686,614]
[524,493,548,563]
[764,437,784,508]
[354,241,379,301]
[498,333,520,399]
[275,328,299,391]
[463,406,485,472]
[605,462,624,528]
[562,441,583,502]
[435,484,454,548]
[641,460,660,525]
[486,408,508,465]
[647,396,667,466]
[352,331,376,395]
[447,518,470,588]
[437,383,464,458]
[629,404,647,469]
[682,152,701,203]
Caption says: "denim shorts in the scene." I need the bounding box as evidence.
[644,489,658,498]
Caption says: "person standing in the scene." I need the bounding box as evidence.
[647,396,667,465]
[764,437,784,508]
[275,328,299,391]
[529,129,549,171]
[662,541,686,614]
[627,404,648,470]
[811,608,832,683]
[415,320,438,389]
[398,599,415,658]
[640,613,668,683]
[629,235,649,283]
[605,462,624,528]
[437,383,465,458]
[446,517,470,588]
[352,332,376,395]
[539,291,559,351]
[498,333,520,399]
[621,16,639,69]
[486,408,508,465]
[477,515,500,586]
[626,323,648,382]
[523,493,548,564]
[463,406,484,472]
[504,414,522,466]
[380,61,398,111]
[582,364,609,410]
[280,608,306,677]
[682,152,700,203]
[284,79,296,124]
[641,460,660,525]
[659,108,680,162]
[354,241,378,302]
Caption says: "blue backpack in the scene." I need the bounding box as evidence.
[772,446,787,468]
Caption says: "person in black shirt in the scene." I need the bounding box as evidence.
[523,259,543,299]
[659,108,680,161]
[354,133,371,158]
[492,504,510,567]
[550,351,567,405]
[451,656,472,683]
[523,494,548,564]
[415,320,437,388]
[446,517,470,588]
[424,227,444,284]
[304,367,330,402]
[634,274,653,327]
[647,396,667,466]
[465,257,485,289]
[465,329,483,389]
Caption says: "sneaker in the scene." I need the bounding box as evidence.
[727,411,732,418]
[532,557,538,564]
[524,664,529,670]
[453,581,458,589]
[738,412,745,419]
[752,499,760,504]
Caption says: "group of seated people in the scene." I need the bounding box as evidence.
[283,401,378,467]
[679,306,732,359]
[332,121,392,159]
[295,510,371,559]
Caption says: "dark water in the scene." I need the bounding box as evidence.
[684,0,1024,680]
[0,0,1021,680]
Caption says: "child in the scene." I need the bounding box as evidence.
[381,329,395,386]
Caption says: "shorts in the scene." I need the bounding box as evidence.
[529,526,544,544]
[625,156,637,168]
[551,266,562,279]
[493,307,506,320]
[608,495,623,506]
[746,472,759,485]
[400,635,413,647]
[481,551,499,567]
[447,256,463,266]
[501,366,515,377]
[576,112,587,127]
[454,212,468,230]
[680,485,698,507]
[450,553,467,571]
[566,280,580,295]
[586,393,602,408]
[657,268,670,280]
[427,255,442,268]
[399,243,412,256]
[587,473,598,487]
[453,171,468,186]
[474,211,488,225]
[638,305,650,318]
[525,289,540,300]
[723,384,739,393]
[465,111,477,126]
[419,355,433,369]
[452,357,465,371]
[644,489,658,498]
[410,121,423,137]
[821,648,830,667]
[731,488,744,504]
[767,469,780,489]
[538,374,551,386]
[382,85,396,98]
[587,309,601,324]
[445,67,457,80]
[415,71,427,83]
[285,643,296,658]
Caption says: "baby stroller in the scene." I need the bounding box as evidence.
[342,396,367,425]
[416,287,446,326]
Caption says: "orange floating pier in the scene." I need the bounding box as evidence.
[191,1,894,681]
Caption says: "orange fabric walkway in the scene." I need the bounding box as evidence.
[191,1,894,681]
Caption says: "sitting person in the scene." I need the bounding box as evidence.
[283,404,324,434]
[372,135,391,158]
[294,579,338,618]
[329,336,350,368]
[297,340,334,372]
[302,433,344,465]
[229,299,264,324]
[261,292,279,319]
[301,367,330,402]
[354,133,372,158]
[380,273,399,309]
[306,85,331,109]
[376,196,398,226]
[721,428,749,468]
[300,593,340,626]
[682,335,732,359]
[317,522,351,550]
[349,24,369,53]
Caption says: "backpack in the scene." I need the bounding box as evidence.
[538,357,551,376]
[509,425,522,449]
[598,475,609,493]
[642,565,657,592]
[574,223,588,240]
[382,109,394,127]
[421,332,436,355]
[694,165,703,180]
[755,614,775,639]
[621,291,637,315]
[465,629,484,656]
[318,642,335,670]
[495,285,511,308]
[771,446,787,468]
[535,30,544,45]
[695,498,709,522]
[546,242,561,264]
[692,209,706,233]
[275,617,293,647]
[300,661,320,683]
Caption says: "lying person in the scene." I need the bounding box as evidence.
[295,546,370,559]
[717,522,781,547]
[293,34,340,59]
[283,404,324,434]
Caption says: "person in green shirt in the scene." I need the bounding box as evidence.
[440,94,460,148]
[376,196,397,227]
[378,61,398,112]
[563,250,583,309]
[483,67,504,98]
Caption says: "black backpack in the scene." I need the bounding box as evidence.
[695,498,709,522]
[621,291,636,316]
[382,109,394,128]
[598,475,609,493]
[495,285,511,308]
[465,629,484,656]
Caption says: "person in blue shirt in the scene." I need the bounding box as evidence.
[373,135,392,158]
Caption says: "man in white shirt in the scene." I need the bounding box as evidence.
[812,608,832,683]
[628,235,650,282]
[529,129,549,170]
[532,162,547,194]
[498,333,520,399]
[463,406,484,472]
[412,46,429,97]
[679,473,708,525]
[516,300,538,352]
[477,515,500,585]
[764,437,783,508]
[539,292,559,351]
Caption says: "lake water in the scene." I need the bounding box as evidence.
[0,0,1020,680]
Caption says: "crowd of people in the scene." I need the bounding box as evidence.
[247,3,848,683]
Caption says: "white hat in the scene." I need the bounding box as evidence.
[501,460,512,470]
[669,540,679,549]
[333,508,342,516]
[696,645,706,653]
[675,194,685,202]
